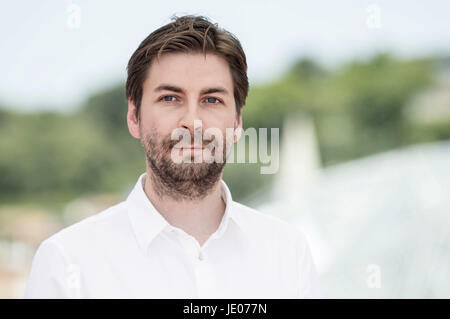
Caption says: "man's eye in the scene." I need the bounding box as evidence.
[205,97,221,104]
[160,96,177,102]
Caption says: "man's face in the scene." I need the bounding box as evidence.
[127,52,242,199]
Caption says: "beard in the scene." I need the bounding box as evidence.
[140,127,229,201]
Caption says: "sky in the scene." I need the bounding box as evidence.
[1,0,449,113]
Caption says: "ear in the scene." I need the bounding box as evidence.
[234,112,243,143]
[127,98,141,139]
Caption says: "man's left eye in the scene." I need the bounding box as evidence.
[205,97,221,104]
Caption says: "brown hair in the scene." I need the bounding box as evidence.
[126,14,249,121]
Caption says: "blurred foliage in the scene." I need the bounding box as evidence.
[242,53,434,166]
[0,53,445,206]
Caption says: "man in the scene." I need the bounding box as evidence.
[24,15,323,298]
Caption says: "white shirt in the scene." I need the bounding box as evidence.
[24,172,323,299]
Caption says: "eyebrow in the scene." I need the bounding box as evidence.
[154,84,230,96]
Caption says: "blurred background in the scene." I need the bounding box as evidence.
[1,0,449,298]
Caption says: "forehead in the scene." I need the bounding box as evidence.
[143,52,233,93]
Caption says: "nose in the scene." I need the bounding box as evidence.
[178,102,203,138]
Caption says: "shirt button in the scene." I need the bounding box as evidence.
[198,251,205,261]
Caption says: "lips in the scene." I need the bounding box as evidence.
[175,145,204,150]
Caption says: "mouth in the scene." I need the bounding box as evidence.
[174,145,205,150]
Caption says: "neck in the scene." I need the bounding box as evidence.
[143,167,226,246]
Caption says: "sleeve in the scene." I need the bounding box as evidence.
[24,239,79,299]
[296,231,325,299]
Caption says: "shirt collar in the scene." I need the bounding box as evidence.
[126,172,245,254]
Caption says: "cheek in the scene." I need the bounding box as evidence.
[211,118,235,132]
[140,108,170,133]
[205,110,236,127]
[148,108,181,130]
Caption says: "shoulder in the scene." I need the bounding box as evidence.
[231,200,308,243]
[41,200,129,251]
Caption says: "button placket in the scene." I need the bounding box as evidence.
[198,250,205,261]
[194,251,216,298]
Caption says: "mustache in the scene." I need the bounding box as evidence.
[162,134,217,149]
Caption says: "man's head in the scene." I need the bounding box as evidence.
[125,15,249,200]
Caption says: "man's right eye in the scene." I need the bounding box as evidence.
[159,95,178,102]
